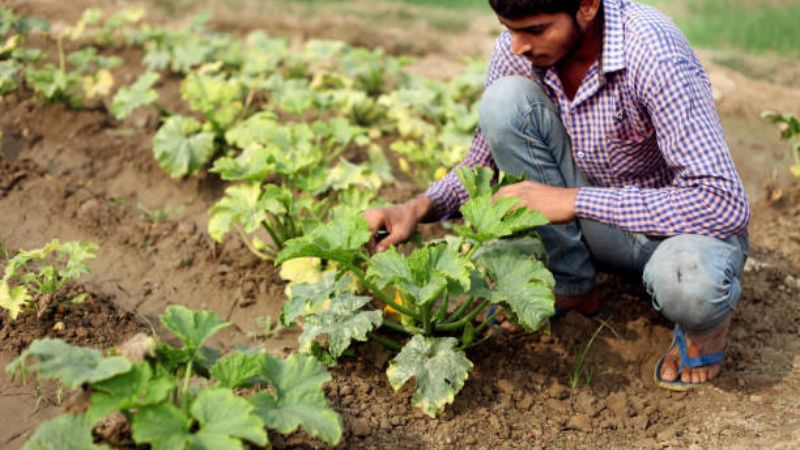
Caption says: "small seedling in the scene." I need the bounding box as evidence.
[248,315,283,340]
[568,319,611,390]
[137,203,167,223]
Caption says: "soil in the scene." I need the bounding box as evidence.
[1,1,800,449]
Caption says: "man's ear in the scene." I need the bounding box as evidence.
[577,0,602,25]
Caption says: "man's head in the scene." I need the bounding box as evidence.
[489,0,602,68]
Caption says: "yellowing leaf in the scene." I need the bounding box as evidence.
[0,281,30,320]
[83,69,114,99]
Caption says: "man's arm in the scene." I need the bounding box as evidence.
[575,57,750,238]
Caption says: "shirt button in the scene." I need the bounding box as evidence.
[576,151,585,158]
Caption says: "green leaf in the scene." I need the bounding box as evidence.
[153,115,216,178]
[456,195,548,243]
[224,112,278,149]
[367,244,471,305]
[456,166,495,198]
[326,159,381,191]
[299,293,382,358]
[0,280,30,319]
[87,362,176,423]
[180,72,244,129]
[471,235,547,262]
[210,145,276,182]
[159,305,230,351]
[0,59,20,95]
[276,213,371,266]
[207,183,287,243]
[386,335,472,418]
[478,251,555,331]
[210,352,262,388]
[132,403,192,450]
[281,272,352,326]
[23,414,109,450]
[251,354,342,445]
[111,71,159,120]
[191,388,268,446]
[56,240,98,279]
[6,339,131,390]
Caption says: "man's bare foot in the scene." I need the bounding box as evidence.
[659,317,731,384]
[556,286,600,316]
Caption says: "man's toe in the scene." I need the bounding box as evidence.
[660,351,678,381]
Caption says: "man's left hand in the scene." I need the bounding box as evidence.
[493,181,579,224]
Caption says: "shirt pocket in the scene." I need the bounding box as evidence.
[606,127,662,179]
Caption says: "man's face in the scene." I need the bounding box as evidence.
[499,13,584,68]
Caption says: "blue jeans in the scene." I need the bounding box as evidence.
[479,76,749,333]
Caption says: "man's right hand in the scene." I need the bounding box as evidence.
[364,196,433,253]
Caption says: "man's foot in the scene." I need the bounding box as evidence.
[658,317,731,385]
[555,286,600,316]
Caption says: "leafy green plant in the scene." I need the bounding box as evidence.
[7,305,343,448]
[277,167,555,417]
[0,239,97,320]
[763,111,800,181]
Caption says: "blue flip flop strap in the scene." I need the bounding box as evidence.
[673,326,725,368]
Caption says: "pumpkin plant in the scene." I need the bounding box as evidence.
[276,167,556,417]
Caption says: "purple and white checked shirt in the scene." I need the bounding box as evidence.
[425,0,750,239]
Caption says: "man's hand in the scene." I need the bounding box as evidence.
[364,197,433,253]
[493,181,578,224]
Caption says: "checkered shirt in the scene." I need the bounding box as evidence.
[425,0,750,238]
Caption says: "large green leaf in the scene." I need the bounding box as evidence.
[224,111,278,149]
[133,389,267,450]
[152,115,216,178]
[386,335,472,418]
[87,362,176,423]
[325,159,381,191]
[471,235,547,262]
[6,339,131,390]
[132,403,192,450]
[110,71,159,120]
[276,213,371,266]
[367,244,471,305]
[456,166,495,198]
[210,145,276,182]
[456,195,548,243]
[478,251,555,331]
[191,388,268,446]
[207,183,288,243]
[24,414,110,450]
[299,293,382,358]
[250,354,342,445]
[180,72,244,129]
[210,352,262,389]
[159,305,230,351]
[281,272,352,326]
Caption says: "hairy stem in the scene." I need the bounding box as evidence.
[444,297,475,324]
[380,318,415,335]
[342,262,419,319]
[435,299,490,332]
[368,332,402,351]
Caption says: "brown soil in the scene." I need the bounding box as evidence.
[1,1,800,449]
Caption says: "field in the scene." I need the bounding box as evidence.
[1,0,800,448]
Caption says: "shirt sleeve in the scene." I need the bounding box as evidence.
[424,31,535,221]
[574,57,750,238]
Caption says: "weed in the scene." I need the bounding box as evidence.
[568,319,611,390]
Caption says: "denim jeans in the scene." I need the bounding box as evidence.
[478,76,749,332]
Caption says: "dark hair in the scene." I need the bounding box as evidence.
[488,0,582,19]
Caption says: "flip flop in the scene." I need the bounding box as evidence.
[654,326,726,391]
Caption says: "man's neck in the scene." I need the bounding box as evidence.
[556,9,605,99]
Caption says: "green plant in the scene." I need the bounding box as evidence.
[568,321,609,390]
[277,167,555,417]
[762,111,800,181]
[0,239,97,319]
[7,305,343,448]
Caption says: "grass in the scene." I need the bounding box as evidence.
[641,0,800,58]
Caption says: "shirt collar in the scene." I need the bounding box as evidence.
[601,0,626,74]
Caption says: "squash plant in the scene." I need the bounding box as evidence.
[7,305,343,448]
[0,239,97,320]
[276,167,556,417]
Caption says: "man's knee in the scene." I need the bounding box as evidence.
[478,76,547,143]
[643,234,746,332]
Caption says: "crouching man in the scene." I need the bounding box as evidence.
[365,0,750,389]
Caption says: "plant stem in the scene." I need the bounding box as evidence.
[368,332,402,351]
[444,297,474,324]
[342,263,419,319]
[235,225,274,260]
[435,299,489,332]
[181,359,193,409]
[422,302,432,335]
[473,307,502,336]
[261,218,283,250]
[434,293,449,322]
[380,318,415,335]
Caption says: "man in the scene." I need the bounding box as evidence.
[364,0,750,390]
